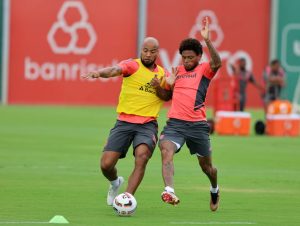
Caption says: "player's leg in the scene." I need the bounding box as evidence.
[101,120,134,205]
[160,140,176,190]
[159,119,185,205]
[101,151,125,206]
[186,121,219,211]
[100,151,122,182]
[198,155,218,188]
[160,140,180,205]
[126,144,152,195]
[125,120,158,195]
[240,92,246,111]
[197,155,219,211]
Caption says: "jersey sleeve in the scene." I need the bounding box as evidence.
[202,62,217,80]
[117,59,139,77]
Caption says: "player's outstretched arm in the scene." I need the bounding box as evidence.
[81,65,123,79]
[201,16,222,72]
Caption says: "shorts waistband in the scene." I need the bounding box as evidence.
[169,118,207,124]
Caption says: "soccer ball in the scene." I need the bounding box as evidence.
[113,192,137,216]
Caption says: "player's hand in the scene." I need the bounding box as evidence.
[165,67,177,86]
[150,74,162,88]
[201,16,210,41]
[81,71,99,79]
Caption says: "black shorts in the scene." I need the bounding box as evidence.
[103,120,158,158]
[159,118,212,157]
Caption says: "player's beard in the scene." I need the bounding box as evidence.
[240,66,246,71]
[184,63,198,71]
[141,57,156,68]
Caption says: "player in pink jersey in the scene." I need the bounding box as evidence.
[157,17,222,211]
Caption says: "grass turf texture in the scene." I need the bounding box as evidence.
[0,106,299,226]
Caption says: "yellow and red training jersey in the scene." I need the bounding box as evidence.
[116,58,169,123]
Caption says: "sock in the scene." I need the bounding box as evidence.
[165,186,175,194]
[210,185,219,193]
[110,177,120,187]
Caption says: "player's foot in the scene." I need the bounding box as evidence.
[161,191,180,206]
[210,189,220,211]
[107,176,124,206]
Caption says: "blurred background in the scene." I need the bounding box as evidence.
[0,0,299,110]
[1,1,300,225]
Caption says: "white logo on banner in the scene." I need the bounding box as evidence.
[47,1,97,55]
[160,10,252,75]
[189,10,224,48]
[24,1,119,82]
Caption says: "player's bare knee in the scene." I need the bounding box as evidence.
[100,159,113,172]
[160,142,174,156]
[161,147,170,155]
[135,152,150,167]
[161,148,173,162]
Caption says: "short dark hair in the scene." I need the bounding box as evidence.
[270,59,280,66]
[179,38,203,56]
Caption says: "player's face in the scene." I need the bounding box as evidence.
[141,43,159,67]
[271,63,280,72]
[239,59,246,70]
[181,50,201,71]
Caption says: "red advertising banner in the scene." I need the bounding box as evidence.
[8,0,138,105]
[147,0,270,108]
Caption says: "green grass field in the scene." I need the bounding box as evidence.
[0,106,300,226]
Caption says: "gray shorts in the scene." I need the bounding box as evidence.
[103,120,158,158]
[159,118,212,157]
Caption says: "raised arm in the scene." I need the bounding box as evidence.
[201,17,222,72]
[81,65,123,79]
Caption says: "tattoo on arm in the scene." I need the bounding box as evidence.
[98,66,122,78]
[205,39,222,72]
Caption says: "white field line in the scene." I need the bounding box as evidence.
[0,222,49,224]
[170,222,256,225]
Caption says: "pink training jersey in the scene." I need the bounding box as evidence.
[168,62,216,121]
[117,59,169,124]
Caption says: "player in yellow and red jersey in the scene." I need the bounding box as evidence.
[82,37,171,206]
[156,17,222,211]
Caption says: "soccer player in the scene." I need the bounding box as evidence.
[231,58,264,111]
[263,59,285,109]
[157,17,222,211]
[82,37,171,205]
